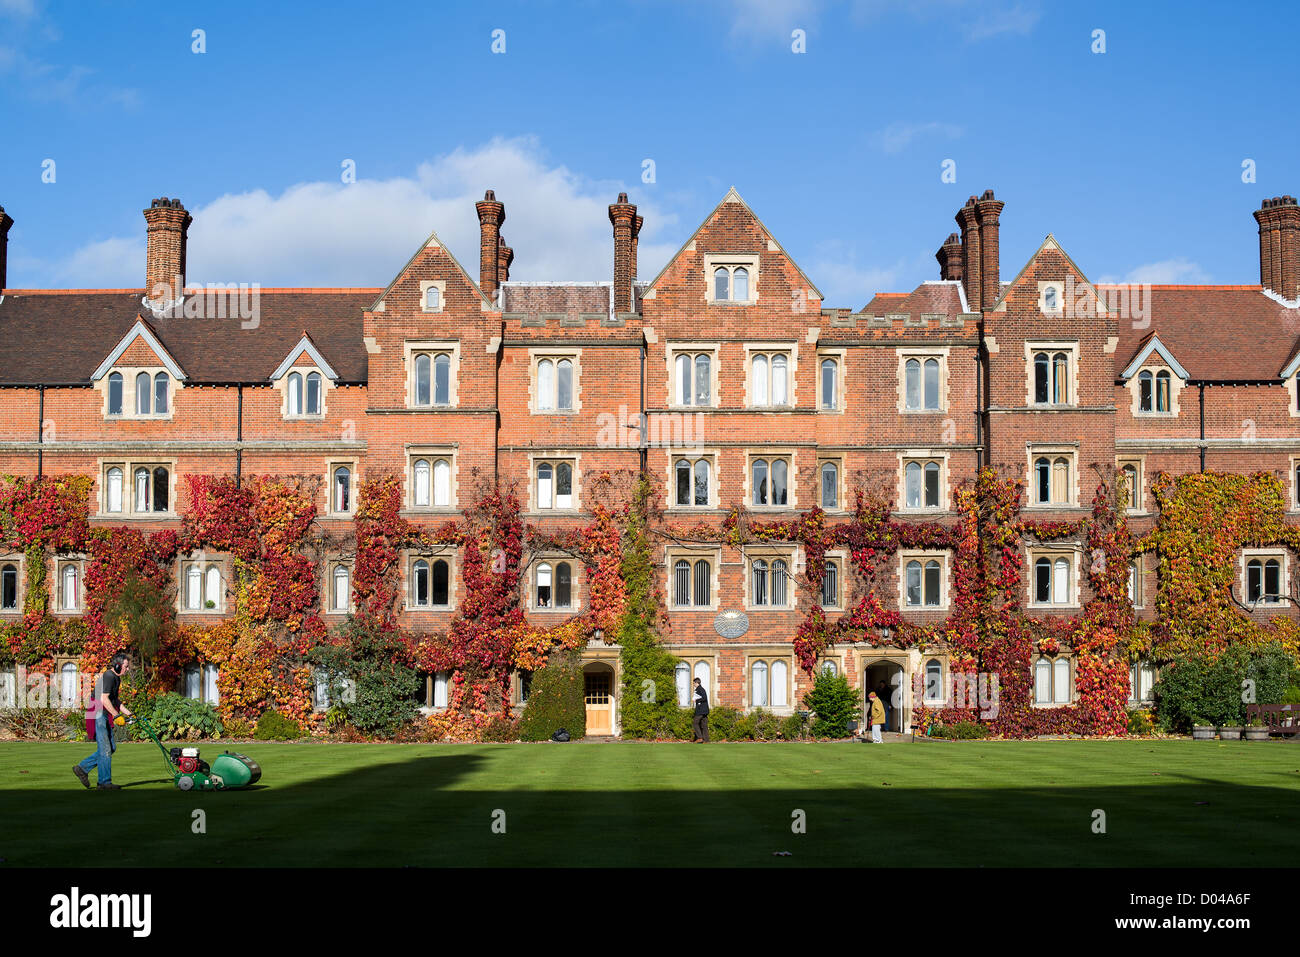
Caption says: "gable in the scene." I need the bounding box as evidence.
[370,228,494,314]
[992,235,1107,318]
[1120,334,1190,381]
[269,335,339,382]
[91,319,187,382]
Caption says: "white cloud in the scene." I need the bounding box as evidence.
[807,240,917,307]
[851,0,1040,42]
[1096,258,1210,285]
[42,137,681,290]
[875,121,963,154]
[725,0,823,40]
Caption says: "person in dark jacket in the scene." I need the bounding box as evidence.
[875,679,893,732]
[74,651,132,790]
[692,677,710,743]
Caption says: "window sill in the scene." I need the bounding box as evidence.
[179,609,226,616]
[284,414,326,421]
[405,604,455,612]
[402,507,459,516]
[1031,701,1076,709]
[406,404,458,411]
[1027,602,1081,611]
[529,606,579,614]
[903,604,949,613]
[901,408,945,414]
[707,299,758,306]
[534,409,579,416]
[96,512,178,520]
[668,604,720,613]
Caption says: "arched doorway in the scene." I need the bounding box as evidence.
[583,662,615,736]
[863,659,907,733]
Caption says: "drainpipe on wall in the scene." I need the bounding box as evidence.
[36,383,44,479]
[236,384,243,486]
[639,335,647,476]
[1199,383,1206,472]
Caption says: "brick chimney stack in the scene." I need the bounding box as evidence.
[476,189,506,301]
[609,192,637,314]
[0,206,13,291]
[143,197,191,299]
[936,232,963,282]
[633,214,643,281]
[1255,196,1300,301]
[497,234,514,287]
[956,197,981,311]
[975,189,1005,312]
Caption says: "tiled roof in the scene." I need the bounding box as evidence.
[0,290,374,384]
[500,283,611,317]
[861,282,965,317]
[1106,285,1300,381]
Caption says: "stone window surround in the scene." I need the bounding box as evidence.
[922,654,950,706]
[1026,545,1082,609]
[1037,280,1066,315]
[404,548,458,612]
[820,548,849,610]
[1128,364,1183,418]
[54,555,89,615]
[1291,454,1300,510]
[1129,554,1144,609]
[1024,341,1080,408]
[528,347,583,415]
[273,365,333,419]
[404,340,461,409]
[744,448,799,511]
[704,254,760,304]
[0,552,24,615]
[898,549,951,611]
[664,546,721,612]
[325,459,359,517]
[744,650,795,712]
[527,452,582,514]
[1240,547,1289,606]
[419,279,447,313]
[98,366,181,421]
[665,449,720,511]
[1117,457,1146,514]
[896,450,951,514]
[743,543,800,611]
[742,341,799,409]
[324,558,355,615]
[665,342,721,409]
[1025,445,1079,509]
[528,553,582,613]
[406,447,459,513]
[817,454,846,513]
[1031,654,1076,708]
[177,553,227,614]
[98,458,178,519]
[896,347,950,413]
[816,347,848,414]
[675,652,721,708]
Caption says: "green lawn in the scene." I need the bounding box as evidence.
[1,738,1297,867]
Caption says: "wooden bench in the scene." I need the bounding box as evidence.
[1246,704,1300,737]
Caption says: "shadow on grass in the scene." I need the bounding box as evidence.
[1,749,1297,867]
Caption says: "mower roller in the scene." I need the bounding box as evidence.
[130,714,262,791]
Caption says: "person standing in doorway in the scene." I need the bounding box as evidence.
[867,691,885,744]
[692,677,710,743]
[875,679,893,732]
[74,651,132,790]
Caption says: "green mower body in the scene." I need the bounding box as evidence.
[132,715,262,791]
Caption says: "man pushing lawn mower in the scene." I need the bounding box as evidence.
[74,650,132,791]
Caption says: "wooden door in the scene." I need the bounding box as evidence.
[584,670,613,735]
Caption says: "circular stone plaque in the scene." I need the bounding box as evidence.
[714,610,749,638]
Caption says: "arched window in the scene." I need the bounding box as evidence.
[821,462,838,509]
[1034,558,1051,603]
[1155,370,1171,412]
[694,559,711,606]
[412,559,429,607]
[433,459,450,507]
[431,559,449,606]
[905,358,921,410]
[925,659,943,703]
[1138,370,1153,412]
[205,565,220,608]
[185,663,201,699]
[1034,658,1052,704]
[62,564,79,611]
[425,286,441,310]
[1,563,17,611]
[536,563,553,608]
[332,565,350,612]
[1053,658,1071,704]
[1035,457,1050,503]
[108,372,123,415]
[752,559,768,606]
[415,354,431,406]
[693,354,710,405]
[1053,557,1070,604]
[906,559,922,606]
[152,467,169,512]
[771,559,788,607]
[924,461,940,507]
[1265,559,1282,601]
[106,467,123,513]
[556,562,572,608]
[61,662,79,708]
[152,372,168,413]
[537,463,553,509]
[1033,353,1050,404]
[771,354,788,405]
[714,267,729,301]
[693,459,709,506]
[413,459,431,507]
[752,459,768,506]
[538,359,555,411]
[433,671,449,708]
[771,459,788,506]
[821,561,838,607]
[905,462,922,509]
[752,661,769,707]
[675,354,691,405]
[752,354,768,406]
[1052,353,1068,403]
[288,372,303,416]
[674,559,691,606]
[924,560,941,606]
[1123,465,1139,511]
[134,467,150,512]
[733,267,749,301]
[1052,457,1069,504]
[333,466,351,513]
[675,662,691,706]
[675,460,691,506]
[693,660,711,695]
[434,353,450,405]
[923,358,940,409]
[201,663,219,704]
[820,659,837,676]
[556,463,573,508]
[136,372,151,415]
[556,359,573,410]
[1044,286,1058,311]
[306,372,322,414]
[821,358,836,409]
[186,565,202,610]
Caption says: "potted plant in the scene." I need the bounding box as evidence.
[1192,719,1215,740]
[1244,714,1269,741]
[1217,722,1242,741]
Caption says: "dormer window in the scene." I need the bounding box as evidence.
[108,373,123,415]
[1137,369,1171,413]
[287,371,323,416]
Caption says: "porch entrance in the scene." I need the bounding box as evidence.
[863,659,907,733]
[583,664,614,736]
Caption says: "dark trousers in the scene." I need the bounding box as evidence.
[693,713,710,742]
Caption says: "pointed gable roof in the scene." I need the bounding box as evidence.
[643,187,824,300]
[1119,333,1189,380]
[369,226,493,312]
[90,317,187,381]
[991,234,1107,316]
[269,332,340,381]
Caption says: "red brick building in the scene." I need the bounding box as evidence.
[1,187,1297,734]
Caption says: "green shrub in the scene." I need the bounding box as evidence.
[1154,643,1300,732]
[480,715,519,742]
[140,692,223,740]
[707,705,742,740]
[669,707,695,740]
[254,709,304,741]
[309,616,421,737]
[752,709,784,741]
[780,713,807,741]
[517,650,586,742]
[0,707,77,740]
[1282,685,1300,705]
[803,669,862,738]
[933,720,990,739]
[1126,707,1154,735]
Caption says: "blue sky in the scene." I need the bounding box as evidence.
[2,0,1297,306]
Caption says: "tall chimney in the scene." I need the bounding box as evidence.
[0,206,13,291]
[609,192,637,314]
[632,214,643,281]
[936,232,963,282]
[143,197,191,299]
[497,233,514,287]
[1256,196,1300,301]
[975,189,1004,313]
[957,197,981,312]
[475,189,505,301]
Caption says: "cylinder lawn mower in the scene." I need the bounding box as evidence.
[131,714,262,791]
